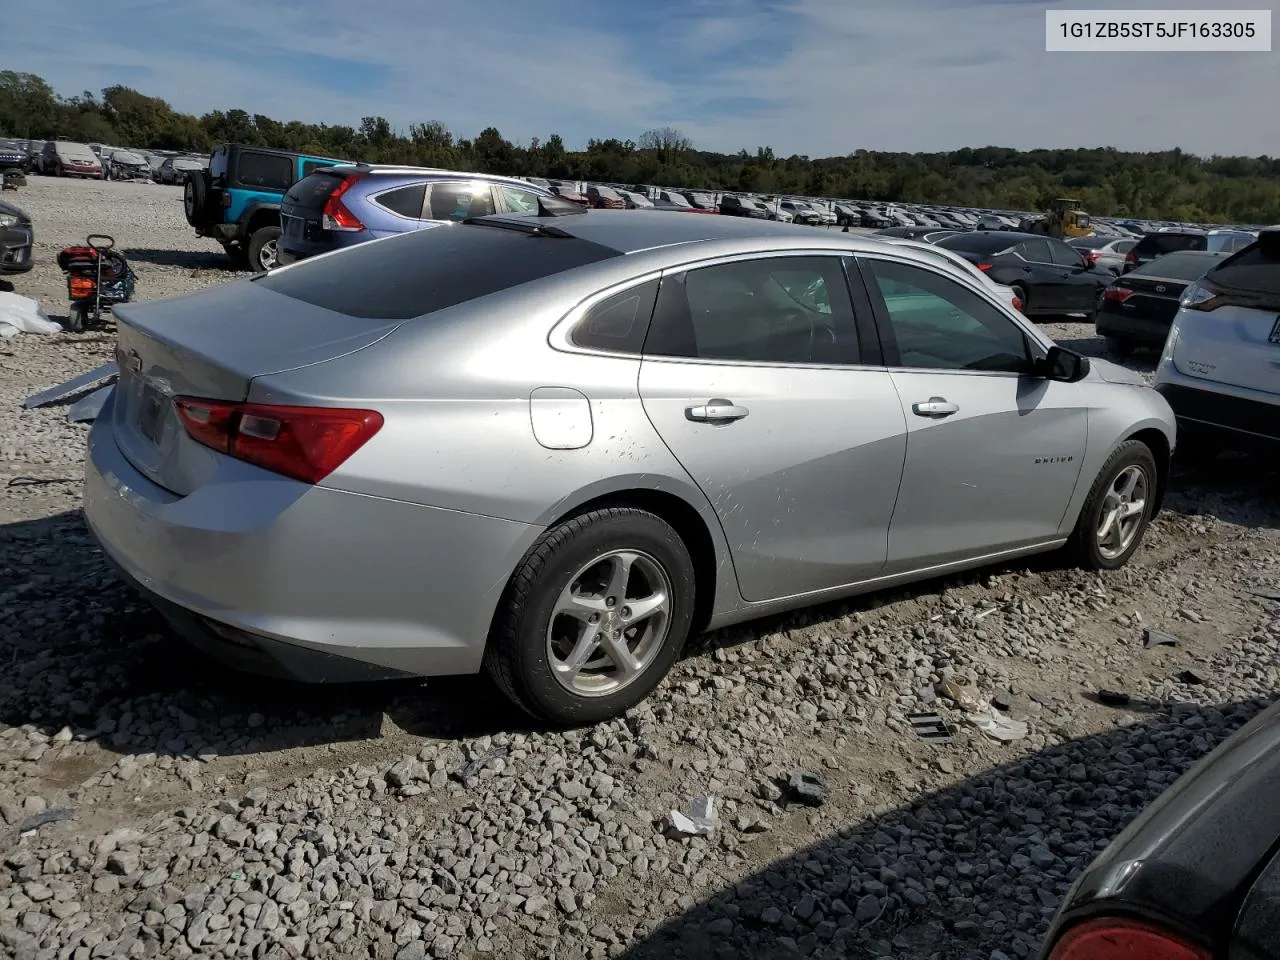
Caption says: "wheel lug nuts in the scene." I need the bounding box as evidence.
[589,613,600,623]
[606,597,617,607]
[621,606,631,618]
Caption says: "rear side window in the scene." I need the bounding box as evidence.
[428,182,495,221]
[1049,241,1085,267]
[1115,239,1136,253]
[373,183,427,218]
[570,280,659,353]
[1136,233,1206,256]
[301,159,338,177]
[255,225,622,320]
[237,152,293,190]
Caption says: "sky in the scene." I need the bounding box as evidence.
[7,0,1279,157]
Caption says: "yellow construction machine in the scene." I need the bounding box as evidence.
[1027,198,1092,239]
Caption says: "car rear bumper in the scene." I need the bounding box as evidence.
[83,393,536,682]
[1155,379,1280,442]
[1096,305,1172,345]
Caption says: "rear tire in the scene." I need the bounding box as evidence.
[1104,335,1133,359]
[66,305,86,333]
[1068,440,1158,571]
[247,226,281,273]
[485,507,696,726]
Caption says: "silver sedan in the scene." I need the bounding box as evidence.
[83,205,1176,725]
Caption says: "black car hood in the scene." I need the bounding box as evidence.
[1046,701,1280,952]
[0,199,29,221]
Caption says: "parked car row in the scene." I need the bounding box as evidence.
[10,138,209,184]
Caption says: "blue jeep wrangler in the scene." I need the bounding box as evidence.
[184,143,349,271]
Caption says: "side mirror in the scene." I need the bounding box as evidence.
[1036,346,1090,383]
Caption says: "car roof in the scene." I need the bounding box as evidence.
[314,163,549,192]
[526,208,843,253]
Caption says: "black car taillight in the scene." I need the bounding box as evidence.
[1047,917,1210,960]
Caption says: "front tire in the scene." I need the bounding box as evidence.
[485,507,696,726]
[1069,440,1158,570]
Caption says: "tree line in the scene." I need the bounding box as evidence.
[3,70,1279,223]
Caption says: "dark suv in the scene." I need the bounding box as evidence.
[183,143,349,271]
[1122,229,1256,274]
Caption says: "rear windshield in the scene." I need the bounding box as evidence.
[937,233,1016,255]
[1069,236,1110,249]
[1206,232,1280,297]
[1135,233,1206,255]
[284,171,345,208]
[255,222,623,320]
[1132,252,1223,281]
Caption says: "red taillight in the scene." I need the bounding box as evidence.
[173,398,383,484]
[1125,251,1138,263]
[976,262,993,271]
[1104,287,1134,302]
[1048,918,1211,960]
[1087,251,1101,265]
[1012,296,1024,312]
[322,175,366,232]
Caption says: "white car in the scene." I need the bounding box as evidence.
[1154,227,1280,448]
[875,237,1025,312]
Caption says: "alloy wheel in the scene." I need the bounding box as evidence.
[1096,464,1148,560]
[545,549,672,697]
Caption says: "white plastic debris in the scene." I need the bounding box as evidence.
[0,292,61,337]
[668,795,717,836]
[967,704,1029,742]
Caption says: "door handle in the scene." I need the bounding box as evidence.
[912,397,959,418]
[686,398,749,423]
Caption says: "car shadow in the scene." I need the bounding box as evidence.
[3,437,1275,763]
[0,510,534,765]
[619,696,1275,960]
[122,247,239,271]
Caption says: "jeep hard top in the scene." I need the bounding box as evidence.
[184,143,349,271]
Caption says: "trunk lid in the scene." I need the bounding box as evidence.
[1111,273,1189,326]
[111,279,402,495]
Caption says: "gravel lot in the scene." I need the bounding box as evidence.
[2,176,1278,960]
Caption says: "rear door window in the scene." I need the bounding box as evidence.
[373,183,428,219]
[236,152,294,190]
[644,256,860,365]
[1018,238,1053,263]
[427,181,496,221]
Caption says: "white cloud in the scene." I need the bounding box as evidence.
[6,0,1278,156]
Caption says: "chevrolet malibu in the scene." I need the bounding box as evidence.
[84,205,1176,725]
